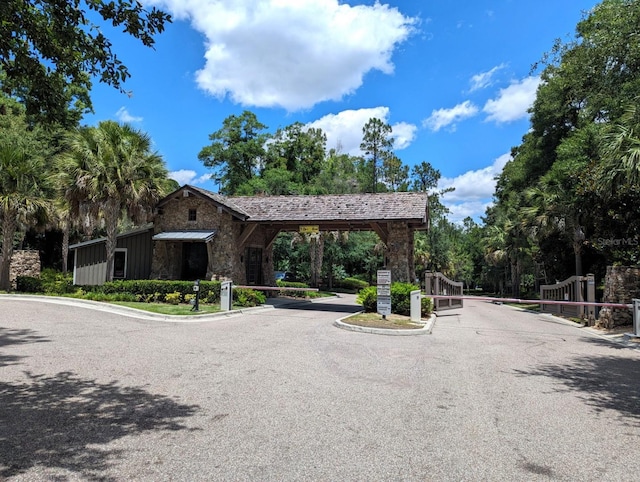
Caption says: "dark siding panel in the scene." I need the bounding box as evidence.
[116,230,153,280]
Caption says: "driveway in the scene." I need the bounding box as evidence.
[1,295,640,480]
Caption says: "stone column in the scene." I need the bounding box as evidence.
[385,222,414,283]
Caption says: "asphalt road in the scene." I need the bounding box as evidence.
[1,295,640,481]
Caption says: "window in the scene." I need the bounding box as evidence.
[188,209,197,221]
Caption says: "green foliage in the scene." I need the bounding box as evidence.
[40,268,74,294]
[82,291,137,302]
[276,280,317,298]
[198,111,269,195]
[390,282,419,316]
[356,283,427,316]
[165,292,182,305]
[97,279,221,303]
[59,121,172,282]
[335,277,369,292]
[0,0,171,126]
[16,276,43,293]
[233,288,266,307]
[360,117,394,193]
[356,286,378,312]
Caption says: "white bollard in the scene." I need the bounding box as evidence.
[410,290,421,322]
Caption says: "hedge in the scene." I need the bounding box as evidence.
[356,282,433,316]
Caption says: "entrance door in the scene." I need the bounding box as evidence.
[245,247,262,285]
[181,242,208,280]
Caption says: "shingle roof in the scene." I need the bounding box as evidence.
[228,192,428,223]
[166,185,429,225]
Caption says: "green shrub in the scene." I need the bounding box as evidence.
[276,279,315,298]
[356,282,428,316]
[391,282,417,316]
[39,269,74,294]
[98,280,221,303]
[421,296,433,316]
[16,276,43,293]
[234,288,266,307]
[165,292,182,305]
[83,291,137,302]
[336,277,369,292]
[356,286,377,312]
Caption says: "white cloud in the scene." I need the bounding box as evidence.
[115,107,143,123]
[438,152,510,203]
[443,200,493,224]
[169,169,211,186]
[423,100,479,132]
[469,63,506,92]
[483,76,541,123]
[306,107,417,156]
[152,0,416,111]
[437,152,511,221]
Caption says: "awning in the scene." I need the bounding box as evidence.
[152,230,216,242]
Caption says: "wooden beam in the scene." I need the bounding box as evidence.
[238,224,258,249]
[265,228,281,250]
[370,222,388,243]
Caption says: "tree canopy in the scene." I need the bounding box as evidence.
[0,0,171,126]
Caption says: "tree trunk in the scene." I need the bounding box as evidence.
[61,217,70,274]
[309,235,324,288]
[0,211,18,291]
[103,201,120,283]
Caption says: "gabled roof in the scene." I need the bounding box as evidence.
[157,185,250,220]
[229,192,429,224]
[158,185,429,227]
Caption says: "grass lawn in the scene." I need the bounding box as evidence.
[111,301,223,316]
[342,312,427,330]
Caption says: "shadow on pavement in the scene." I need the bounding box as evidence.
[514,348,640,425]
[265,297,362,314]
[0,327,50,367]
[0,371,200,480]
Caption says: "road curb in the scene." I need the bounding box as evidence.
[334,312,436,336]
[0,293,274,322]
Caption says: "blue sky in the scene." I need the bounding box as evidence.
[84,0,599,222]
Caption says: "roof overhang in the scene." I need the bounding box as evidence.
[152,230,216,242]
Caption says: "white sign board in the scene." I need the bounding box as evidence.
[377,270,392,285]
[377,295,392,316]
[377,285,391,296]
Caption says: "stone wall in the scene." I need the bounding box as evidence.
[385,222,415,283]
[10,250,41,289]
[597,266,640,329]
[151,194,244,281]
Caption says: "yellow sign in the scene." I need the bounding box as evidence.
[299,225,320,234]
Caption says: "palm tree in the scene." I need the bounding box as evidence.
[60,121,171,282]
[0,143,52,290]
[599,100,640,194]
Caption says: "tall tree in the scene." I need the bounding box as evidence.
[61,121,171,281]
[198,111,269,195]
[0,94,53,289]
[265,122,326,185]
[360,118,393,193]
[0,143,52,290]
[0,0,171,126]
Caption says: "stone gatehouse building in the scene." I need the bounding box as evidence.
[71,185,429,286]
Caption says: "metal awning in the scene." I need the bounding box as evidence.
[152,230,216,242]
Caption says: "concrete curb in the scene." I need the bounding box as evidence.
[334,312,437,336]
[0,293,274,323]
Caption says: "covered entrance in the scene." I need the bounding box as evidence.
[150,185,429,286]
[182,242,208,280]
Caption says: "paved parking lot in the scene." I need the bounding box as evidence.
[2,295,640,480]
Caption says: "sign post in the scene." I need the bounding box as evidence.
[377,270,392,319]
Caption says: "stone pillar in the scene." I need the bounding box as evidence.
[385,222,414,283]
[10,250,41,290]
[597,266,640,329]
